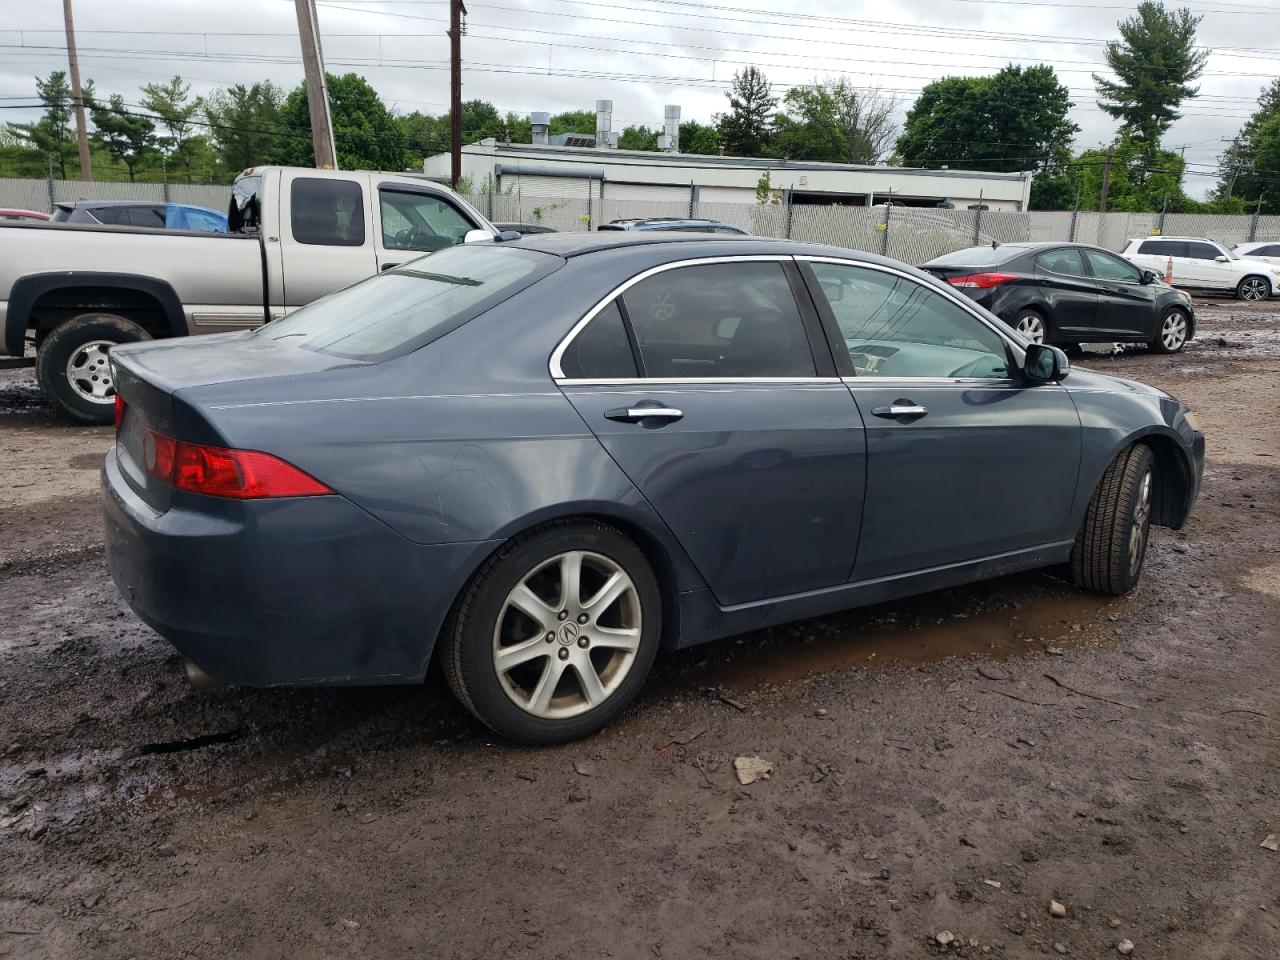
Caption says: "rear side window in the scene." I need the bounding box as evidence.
[257,245,555,361]
[620,262,815,378]
[126,206,166,229]
[291,178,365,246]
[559,301,638,379]
[1138,240,1185,257]
[1037,248,1088,276]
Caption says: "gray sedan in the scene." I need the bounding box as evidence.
[103,232,1205,744]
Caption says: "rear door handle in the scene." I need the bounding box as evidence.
[604,404,684,424]
[871,402,928,419]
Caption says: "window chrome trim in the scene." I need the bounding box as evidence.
[549,255,798,380]
[793,254,1029,359]
[560,376,843,387]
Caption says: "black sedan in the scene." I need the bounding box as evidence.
[921,242,1194,353]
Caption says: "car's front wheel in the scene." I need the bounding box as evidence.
[440,520,662,744]
[1150,308,1189,354]
[1012,308,1050,344]
[1070,444,1155,595]
[1236,275,1270,302]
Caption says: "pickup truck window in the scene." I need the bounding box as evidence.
[291,178,365,247]
[379,189,473,252]
[257,245,557,361]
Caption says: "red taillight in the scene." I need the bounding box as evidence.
[143,429,332,499]
[945,272,1018,289]
[114,394,126,431]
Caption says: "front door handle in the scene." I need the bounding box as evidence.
[604,404,684,424]
[871,402,928,419]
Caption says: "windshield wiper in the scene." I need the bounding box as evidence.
[394,269,482,286]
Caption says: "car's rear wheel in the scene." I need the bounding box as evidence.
[35,313,151,424]
[440,520,662,744]
[1236,275,1270,301]
[1150,308,1189,354]
[1012,308,1050,344]
[1070,444,1155,595]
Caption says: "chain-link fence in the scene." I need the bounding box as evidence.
[5,176,1276,262]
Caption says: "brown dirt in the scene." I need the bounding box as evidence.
[1,301,1278,959]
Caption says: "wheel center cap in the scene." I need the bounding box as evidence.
[558,621,580,646]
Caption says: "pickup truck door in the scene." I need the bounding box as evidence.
[277,170,377,310]
[373,184,481,271]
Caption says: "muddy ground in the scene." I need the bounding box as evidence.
[1,301,1277,960]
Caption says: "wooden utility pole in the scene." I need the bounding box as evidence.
[449,0,467,187]
[1098,145,1114,214]
[62,0,92,181]
[294,0,337,169]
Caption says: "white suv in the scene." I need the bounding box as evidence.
[1232,241,1280,266]
[1121,236,1280,301]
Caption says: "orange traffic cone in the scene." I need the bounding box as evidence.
[1164,256,1173,283]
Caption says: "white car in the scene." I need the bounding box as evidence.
[1121,236,1280,302]
[1232,241,1280,266]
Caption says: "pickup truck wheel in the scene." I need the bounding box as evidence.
[35,313,151,424]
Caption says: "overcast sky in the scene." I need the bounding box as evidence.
[3,0,1277,198]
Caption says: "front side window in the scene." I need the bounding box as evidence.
[291,178,365,246]
[258,245,554,361]
[808,261,1011,379]
[619,262,815,378]
[1184,241,1224,261]
[1083,249,1142,282]
[1037,248,1089,277]
[380,190,474,252]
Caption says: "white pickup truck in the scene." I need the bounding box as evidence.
[0,166,499,422]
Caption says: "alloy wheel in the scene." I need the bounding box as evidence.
[1239,277,1268,301]
[65,340,116,404]
[492,550,642,719]
[1161,312,1187,351]
[1015,313,1046,343]
[1128,468,1152,576]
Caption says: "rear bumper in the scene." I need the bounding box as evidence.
[102,447,499,686]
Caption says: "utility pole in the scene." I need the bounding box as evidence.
[449,0,467,187]
[1098,145,1114,214]
[62,0,92,181]
[294,0,337,169]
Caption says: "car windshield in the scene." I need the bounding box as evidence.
[257,245,558,361]
[926,246,1022,267]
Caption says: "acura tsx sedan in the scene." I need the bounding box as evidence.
[103,233,1204,743]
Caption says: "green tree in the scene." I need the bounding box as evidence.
[678,120,719,155]
[274,73,410,170]
[1069,131,1194,212]
[617,124,660,151]
[1215,79,1280,213]
[140,76,208,180]
[773,80,897,165]
[1093,2,1209,163]
[549,110,596,136]
[204,81,284,173]
[897,64,1079,205]
[716,67,776,157]
[88,93,156,181]
[8,71,81,178]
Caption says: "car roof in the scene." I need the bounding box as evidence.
[507,230,760,257]
[57,200,166,209]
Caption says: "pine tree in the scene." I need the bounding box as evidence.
[716,67,777,157]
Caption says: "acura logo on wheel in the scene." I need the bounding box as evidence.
[558,621,579,645]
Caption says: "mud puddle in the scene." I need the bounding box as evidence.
[664,572,1122,693]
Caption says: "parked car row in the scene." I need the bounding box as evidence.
[1121,236,1280,302]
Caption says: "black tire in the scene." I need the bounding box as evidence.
[439,520,662,744]
[1011,307,1052,345]
[1070,444,1156,595]
[1149,307,1190,354]
[34,313,151,424]
[1236,275,1270,302]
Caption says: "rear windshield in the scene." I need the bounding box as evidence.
[257,244,559,361]
[926,245,1024,267]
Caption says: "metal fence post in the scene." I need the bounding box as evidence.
[784,190,793,239]
[163,178,171,204]
[1068,209,1078,243]
[973,206,983,243]
[1249,198,1261,242]
[46,175,55,213]
[880,203,890,256]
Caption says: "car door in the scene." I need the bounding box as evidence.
[799,257,1082,582]
[1080,247,1161,340]
[554,256,867,607]
[1181,240,1230,289]
[374,186,478,271]
[1033,247,1098,336]
[278,172,377,309]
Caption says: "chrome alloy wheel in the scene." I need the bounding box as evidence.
[1015,313,1046,343]
[65,340,117,404]
[492,550,642,719]
[1129,468,1152,576]
[1160,312,1188,351]
[1239,277,1268,302]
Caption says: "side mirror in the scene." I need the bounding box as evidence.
[1214,255,1229,262]
[463,229,495,244]
[1024,343,1070,384]
[1140,269,1157,285]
